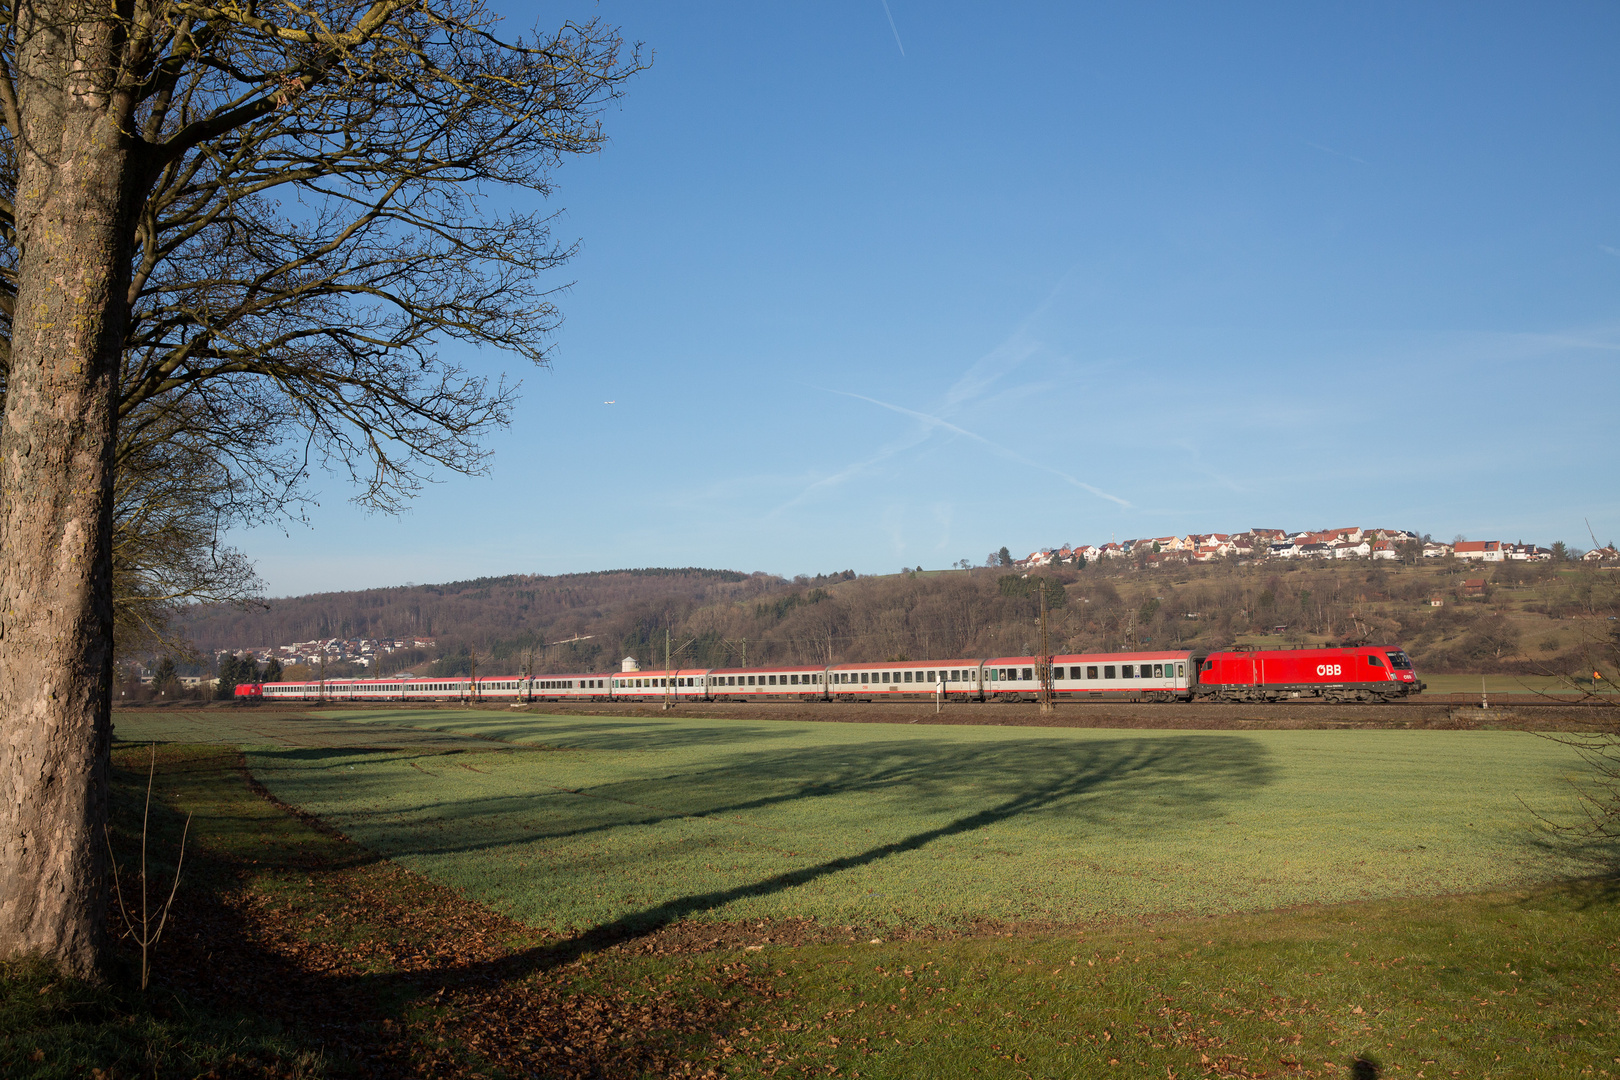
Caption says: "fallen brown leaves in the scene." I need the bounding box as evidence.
[120,749,787,1078]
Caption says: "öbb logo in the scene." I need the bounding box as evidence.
[1315,664,1343,677]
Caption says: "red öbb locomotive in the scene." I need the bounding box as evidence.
[1194,645,1421,703]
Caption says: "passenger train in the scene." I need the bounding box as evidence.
[236,643,1423,705]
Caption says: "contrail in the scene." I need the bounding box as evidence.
[880,0,905,56]
[825,389,1130,508]
[1306,141,1368,166]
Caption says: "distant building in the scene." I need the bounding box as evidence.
[1454,541,1507,562]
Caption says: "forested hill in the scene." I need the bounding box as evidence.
[174,567,818,673]
[173,558,1614,678]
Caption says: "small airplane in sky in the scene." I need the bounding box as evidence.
[604,400,616,404]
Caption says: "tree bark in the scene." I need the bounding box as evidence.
[0,0,139,975]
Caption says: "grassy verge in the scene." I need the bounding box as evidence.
[1419,673,1616,696]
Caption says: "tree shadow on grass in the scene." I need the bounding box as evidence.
[258,731,1270,857]
[253,733,1273,956]
[122,736,1268,1078]
[504,733,1271,965]
[339,712,810,752]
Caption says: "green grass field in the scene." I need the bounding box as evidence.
[118,709,1610,935]
[87,711,1620,1079]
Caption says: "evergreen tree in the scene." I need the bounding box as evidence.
[215,654,237,699]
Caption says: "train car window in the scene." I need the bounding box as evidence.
[1177,664,1185,678]
[1386,651,1413,669]
[902,671,912,683]
[948,669,959,681]
[747,675,757,686]
[1121,665,1134,679]
[1053,667,1065,680]
[1202,660,1213,671]
[1021,667,1033,680]
[1104,665,1116,679]
[1085,666,1097,679]
[1154,664,1164,678]
[1368,655,1385,667]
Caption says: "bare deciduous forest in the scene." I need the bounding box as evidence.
[173,558,1620,677]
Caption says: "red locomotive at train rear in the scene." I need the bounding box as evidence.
[233,682,263,698]
[1195,645,1423,703]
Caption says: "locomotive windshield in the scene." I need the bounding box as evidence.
[1385,650,1413,669]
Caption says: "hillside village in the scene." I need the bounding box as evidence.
[1011,527,1617,569]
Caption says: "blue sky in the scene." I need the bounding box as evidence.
[240,2,1620,595]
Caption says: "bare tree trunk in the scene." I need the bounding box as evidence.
[0,0,139,975]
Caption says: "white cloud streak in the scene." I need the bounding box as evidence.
[1306,141,1369,166]
[879,0,905,57]
[817,389,1130,508]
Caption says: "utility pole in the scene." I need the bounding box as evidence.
[319,651,326,704]
[470,647,478,704]
[1038,583,1054,714]
[663,628,674,710]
